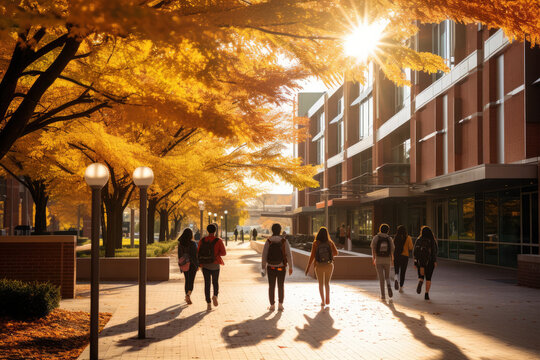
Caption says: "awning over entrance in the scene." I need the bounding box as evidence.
[315,198,363,209]
[260,211,295,218]
[423,163,538,192]
[292,206,322,214]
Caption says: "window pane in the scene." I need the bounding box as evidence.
[449,198,459,240]
[532,193,538,245]
[458,241,475,262]
[499,244,520,268]
[500,190,520,243]
[460,197,475,240]
[523,194,530,244]
[449,240,458,259]
[438,239,449,258]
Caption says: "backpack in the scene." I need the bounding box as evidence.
[178,244,191,272]
[198,237,219,264]
[414,236,432,267]
[267,239,287,265]
[315,242,333,263]
[375,235,391,257]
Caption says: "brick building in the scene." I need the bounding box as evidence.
[292,23,540,268]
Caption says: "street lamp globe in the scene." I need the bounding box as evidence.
[224,210,228,215]
[132,167,154,187]
[208,211,212,217]
[220,215,223,219]
[84,163,110,188]
[198,200,205,211]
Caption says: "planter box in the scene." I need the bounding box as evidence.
[250,240,376,280]
[518,255,540,289]
[0,235,76,299]
[77,257,169,281]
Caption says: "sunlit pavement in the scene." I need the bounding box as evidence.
[65,242,540,359]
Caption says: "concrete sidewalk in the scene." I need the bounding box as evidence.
[64,241,540,359]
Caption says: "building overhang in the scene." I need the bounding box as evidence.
[361,187,414,203]
[292,206,322,214]
[316,198,364,209]
[423,163,538,193]
[260,212,295,218]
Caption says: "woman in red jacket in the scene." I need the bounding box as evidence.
[198,223,227,311]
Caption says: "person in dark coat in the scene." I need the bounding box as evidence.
[178,228,199,304]
[252,228,258,240]
[234,228,238,241]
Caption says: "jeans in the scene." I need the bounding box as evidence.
[267,266,286,305]
[202,268,220,303]
[394,255,409,287]
[375,258,391,297]
[183,268,197,295]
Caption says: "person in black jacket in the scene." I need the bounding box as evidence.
[413,226,438,300]
[178,228,199,304]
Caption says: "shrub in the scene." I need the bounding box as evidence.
[0,279,60,319]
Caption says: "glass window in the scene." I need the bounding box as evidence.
[359,96,373,139]
[500,190,520,243]
[532,193,538,245]
[499,244,520,267]
[318,112,325,133]
[523,193,530,244]
[337,97,344,115]
[459,197,475,240]
[484,193,499,265]
[438,239,449,258]
[337,120,344,153]
[317,138,325,165]
[458,241,475,262]
[449,241,458,259]
[448,198,459,240]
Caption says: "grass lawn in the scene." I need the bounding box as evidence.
[77,239,177,258]
[0,309,111,359]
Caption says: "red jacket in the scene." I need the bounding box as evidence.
[197,235,226,265]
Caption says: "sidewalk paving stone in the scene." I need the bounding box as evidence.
[62,241,540,360]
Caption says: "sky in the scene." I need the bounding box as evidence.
[265,77,329,194]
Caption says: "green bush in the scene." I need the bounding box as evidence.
[77,239,178,258]
[0,279,60,319]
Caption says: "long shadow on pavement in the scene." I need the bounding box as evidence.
[221,311,283,348]
[384,301,469,360]
[294,308,340,348]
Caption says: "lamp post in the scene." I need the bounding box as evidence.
[84,163,110,360]
[198,201,205,237]
[130,208,135,248]
[224,210,228,246]
[132,166,154,340]
[208,211,212,227]
[322,188,329,230]
[213,212,217,223]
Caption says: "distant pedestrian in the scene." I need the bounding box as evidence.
[194,230,201,241]
[240,229,244,243]
[413,226,438,300]
[198,224,227,311]
[178,228,199,305]
[346,225,352,251]
[305,227,339,307]
[371,224,395,301]
[261,223,293,311]
[393,225,413,293]
[234,228,238,241]
[338,223,346,249]
[252,228,258,240]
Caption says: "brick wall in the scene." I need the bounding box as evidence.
[0,236,76,298]
[517,255,540,289]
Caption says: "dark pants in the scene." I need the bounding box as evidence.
[202,268,220,303]
[267,266,286,305]
[394,255,409,287]
[183,268,197,295]
[417,261,435,281]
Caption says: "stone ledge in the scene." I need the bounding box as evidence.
[77,257,169,281]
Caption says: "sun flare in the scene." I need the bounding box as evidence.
[344,19,388,62]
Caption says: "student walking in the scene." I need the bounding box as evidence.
[240,229,244,243]
[337,223,346,249]
[393,225,414,293]
[261,224,293,311]
[178,228,199,304]
[413,226,438,300]
[252,228,258,240]
[371,224,395,301]
[305,227,339,306]
[198,224,226,311]
[234,228,238,241]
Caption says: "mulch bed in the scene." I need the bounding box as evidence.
[0,309,111,360]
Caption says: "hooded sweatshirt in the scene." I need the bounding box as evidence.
[261,236,293,269]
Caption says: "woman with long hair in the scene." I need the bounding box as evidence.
[413,226,438,300]
[305,227,339,307]
[178,228,199,304]
[393,225,414,293]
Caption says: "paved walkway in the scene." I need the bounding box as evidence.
[63,242,540,359]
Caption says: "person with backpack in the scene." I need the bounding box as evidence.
[261,223,293,311]
[413,226,438,300]
[234,228,238,241]
[371,223,395,301]
[393,225,414,293]
[252,228,258,240]
[177,228,199,304]
[198,223,226,311]
[337,223,346,249]
[305,227,339,307]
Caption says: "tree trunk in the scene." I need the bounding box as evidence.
[158,208,169,243]
[28,180,48,234]
[102,196,124,257]
[147,198,158,244]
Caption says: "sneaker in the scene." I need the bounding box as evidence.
[394,279,399,290]
[424,292,430,301]
[207,303,212,311]
[416,281,423,294]
[268,304,275,311]
[212,295,218,307]
[387,284,393,298]
[278,303,284,311]
[380,296,386,302]
[399,287,404,293]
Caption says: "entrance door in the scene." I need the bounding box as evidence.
[522,191,539,255]
[434,200,448,257]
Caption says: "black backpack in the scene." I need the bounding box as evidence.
[316,242,333,263]
[198,237,219,264]
[414,236,432,267]
[267,239,286,265]
[375,235,391,257]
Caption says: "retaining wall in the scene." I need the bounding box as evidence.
[77,257,170,281]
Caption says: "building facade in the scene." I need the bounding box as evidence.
[292,23,540,268]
